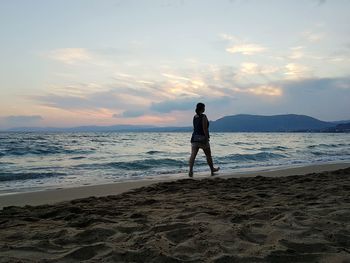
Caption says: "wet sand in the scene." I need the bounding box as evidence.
[0,163,350,262]
[1,162,349,208]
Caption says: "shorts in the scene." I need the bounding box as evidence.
[191,141,210,149]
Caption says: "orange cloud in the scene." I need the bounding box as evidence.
[226,44,266,55]
[284,63,310,79]
[233,85,282,97]
[248,85,282,96]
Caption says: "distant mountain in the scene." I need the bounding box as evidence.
[330,120,350,125]
[144,126,192,132]
[3,114,348,133]
[324,122,350,132]
[65,124,157,132]
[210,114,335,132]
[5,124,158,132]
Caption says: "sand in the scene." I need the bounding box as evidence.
[0,163,350,262]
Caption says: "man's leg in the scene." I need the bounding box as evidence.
[189,145,199,177]
[203,146,220,175]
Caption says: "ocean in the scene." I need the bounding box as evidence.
[0,132,349,195]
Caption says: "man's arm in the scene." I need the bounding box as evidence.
[202,115,209,140]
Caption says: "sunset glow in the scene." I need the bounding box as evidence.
[0,0,349,129]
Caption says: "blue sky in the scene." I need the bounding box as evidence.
[0,0,349,128]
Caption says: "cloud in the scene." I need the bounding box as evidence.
[150,96,231,113]
[220,33,266,55]
[239,62,279,75]
[47,48,91,64]
[302,31,325,42]
[280,77,350,120]
[284,77,350,91]
[334,79,350,89]
[233,85,282,97]
[284,63,310,80]
[36,94,92,109]
[160,72,207,96]
[114,110,146,118]
[227,76,350,121]
[36,90,133,110]
[35,63,283,118]
[288,46,304,59]
[33,55,350,124]
[316,0,326,6]
[248,85,282,96]
[4,115,43,127]
[226,44,266,55]
[162,73,191,81]
[150,98,198,113]
[219,33,239,42]
[240,63,259,74]
[47,83,108,97]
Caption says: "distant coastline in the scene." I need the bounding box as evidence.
[2,114,350,133]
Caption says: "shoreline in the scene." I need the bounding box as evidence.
[1,161,349,209]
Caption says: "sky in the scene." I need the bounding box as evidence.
[0,0,349,129]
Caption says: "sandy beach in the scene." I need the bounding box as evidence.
[1,163,350,262]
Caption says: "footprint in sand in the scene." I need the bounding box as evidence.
[165,227,196,243]
[62,243,111,261]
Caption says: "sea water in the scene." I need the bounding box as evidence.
[0,132,349,194]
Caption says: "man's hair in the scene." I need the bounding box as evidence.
[195,102,205,115]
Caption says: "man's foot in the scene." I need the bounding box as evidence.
[189,171,193,178]
[211,167,220,176]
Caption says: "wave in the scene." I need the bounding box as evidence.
[146,150,164,155]
[0,161,14,165]
[70,156,86,160]
[307,143,349,149]
[77,158,186,170]
[1,132,349,193]
[234,142,254,146]
[0,172,67,182]
[1,145,93,156]
[311,151,350,156]
[259,146,289,151]
[90,139,110,143]
[223,152,287,162]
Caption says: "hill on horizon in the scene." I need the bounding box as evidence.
[209,114,335,132]
[3,114,349,132]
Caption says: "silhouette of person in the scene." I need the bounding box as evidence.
[189,103,220,177]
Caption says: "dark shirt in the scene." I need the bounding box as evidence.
[191,114,209,142]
